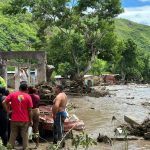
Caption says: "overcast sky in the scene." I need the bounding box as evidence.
[119,0,150,25]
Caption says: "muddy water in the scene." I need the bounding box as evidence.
[69,84,150,150]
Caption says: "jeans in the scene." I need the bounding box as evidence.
[53,112,67,144]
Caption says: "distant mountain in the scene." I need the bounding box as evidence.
[115,19,150,52]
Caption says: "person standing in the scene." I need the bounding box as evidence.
[0,87,9,146]
[19,68,28,84]
[28,86,40,149]
[0,76,6,88]
[2,84,33,150]
[14,68,29,91]
[52,85,68,147]
[14,68,29,85]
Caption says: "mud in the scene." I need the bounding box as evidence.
[16,84,150,150]
[69,84,150,150]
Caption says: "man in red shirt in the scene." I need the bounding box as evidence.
[2,84,33,150]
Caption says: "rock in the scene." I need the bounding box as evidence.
[124,115,142,126]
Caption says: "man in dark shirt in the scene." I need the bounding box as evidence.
[28,86,40,149]
[0,87,9,146]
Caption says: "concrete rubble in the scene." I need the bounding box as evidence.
[116,116,150,140]
[39,105,85,136]
[97,133,112,145]
[36,83,55,105]
[65,79,110,97]
[34,83,85,136]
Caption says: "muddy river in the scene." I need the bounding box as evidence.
[16,84,149,150]
[68,84,150,150]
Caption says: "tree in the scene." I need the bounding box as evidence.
[0,0,38,51]
[114,39,142,81]
[5,0,123,79]
[90,58,109,75]
[57,62,73,77]
[139,53,150,82]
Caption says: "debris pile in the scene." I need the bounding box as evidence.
[89,87,109,98]
[36,83,55,105]
[68,78,87,94]
[65,79,109,97]
[116,116,150,140]
[39,105,85,134]
[97,133,112,145]
[35,79,109,101]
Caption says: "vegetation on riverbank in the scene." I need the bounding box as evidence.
[0,0,150,82]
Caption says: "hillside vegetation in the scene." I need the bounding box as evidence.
[0,0,150,81]
[115,19,150,52]
[0,1,38,51]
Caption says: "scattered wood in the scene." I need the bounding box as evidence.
[97,133,112,145]
[116,117,150,140]
[65,84,109,98]
[35,83,55,105]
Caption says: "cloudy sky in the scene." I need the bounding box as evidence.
[119,0,150,25]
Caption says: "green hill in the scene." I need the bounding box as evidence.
[0,1,38,51]
[115,19,150,52]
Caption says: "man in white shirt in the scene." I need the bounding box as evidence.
[19,68,28,84]
[14,68,28,84]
